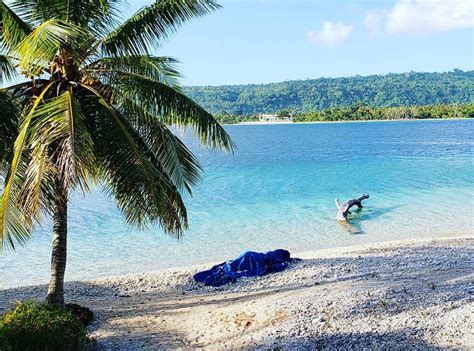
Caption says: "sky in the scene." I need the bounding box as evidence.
[3,0,473,87]
[126,0,474,86]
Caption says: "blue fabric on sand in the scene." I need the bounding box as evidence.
[193,249,293,287]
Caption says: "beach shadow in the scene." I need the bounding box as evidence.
[101,242,471,349]
[0,280,122,319]
[253,329,445,350]
[84,316,191,350]
[97,242,472,313]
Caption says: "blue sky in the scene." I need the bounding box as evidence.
[127,0,473,86]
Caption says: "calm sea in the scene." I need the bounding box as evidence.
[1,119,473,289]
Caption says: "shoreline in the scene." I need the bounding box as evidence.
[293,116,472,125]
[225,117,472,126]
[1,234,472,349]
[2,232,471,291]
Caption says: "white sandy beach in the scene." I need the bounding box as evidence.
[1,235,472,350]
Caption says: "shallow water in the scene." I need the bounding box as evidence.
[1,119,473,289]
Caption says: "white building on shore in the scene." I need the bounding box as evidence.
[257,113,293,123]
[239,113,294,125]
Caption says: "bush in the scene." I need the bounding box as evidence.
[0,301,87,351]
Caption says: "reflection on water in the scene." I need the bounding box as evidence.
[0,119,473,289]
[337,201,404,235]
[338,219,365,235]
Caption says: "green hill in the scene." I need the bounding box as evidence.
[184,70,474,115]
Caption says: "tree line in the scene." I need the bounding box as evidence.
[214,103,474,124]
[185,70,474,115]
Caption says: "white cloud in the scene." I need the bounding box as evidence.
[307,21,354,46]
[364,10,386,37]
[386,0,474,34]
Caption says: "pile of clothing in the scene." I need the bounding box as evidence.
[193,249,295,287]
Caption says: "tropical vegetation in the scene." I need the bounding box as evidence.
[214,103,474,124]
[0,0,232,308]
[292,103,474,122]
[0,301,87,351]
[185,70,474,115]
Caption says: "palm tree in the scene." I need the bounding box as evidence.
[0,0,233,307]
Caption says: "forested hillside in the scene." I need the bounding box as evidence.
[185,70,474,115]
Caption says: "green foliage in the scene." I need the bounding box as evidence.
[212,113,256,124]
[101,0,220,57]
[0,301,87,351]
[214,103,474,124]
[293,103,474,122]
[185,70,474,115]
[0,0,233,250]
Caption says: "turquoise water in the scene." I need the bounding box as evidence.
[1,119,473,289]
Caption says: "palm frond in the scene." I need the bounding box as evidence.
[0,1,31,51]
[63,86,99,190]
[84,55,182,88]
[0,55,18,83]
[77,88,188,234]
[119,98,202,194]
[108,71,234,151]
[0,82,35,175]
[16,19,89,77]
[101,0,220,57]
[17,134,56,223]
[8,0,66,23]
[2,81,39,113]
[0,90,21,167]
[11,0,123,36]
[25,88,97,191]
[68,0,123,36]
[16,88,96,222]
[0,82,53,251]
[0,193,30,250]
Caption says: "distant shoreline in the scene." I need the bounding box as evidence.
[227,117,471,126]
[293,117,471,125]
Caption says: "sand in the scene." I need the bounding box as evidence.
[1,235,472,350]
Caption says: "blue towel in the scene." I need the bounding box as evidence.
[194,249,293,287]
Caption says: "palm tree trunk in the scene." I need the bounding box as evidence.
[46,186,68,307]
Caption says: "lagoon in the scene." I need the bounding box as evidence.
[1,119,473,289]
